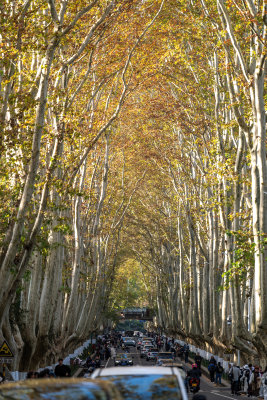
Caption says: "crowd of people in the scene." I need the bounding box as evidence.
[205,354,267,398]
[24,358,71,380]
[228,363,267,398]
[182,348,267,398]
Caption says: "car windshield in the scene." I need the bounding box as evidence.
[0,382,109,400]
[100,374,182,400]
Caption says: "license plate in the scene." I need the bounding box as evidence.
[192,384,197,387]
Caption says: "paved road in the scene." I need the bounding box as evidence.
[104,340,258,400]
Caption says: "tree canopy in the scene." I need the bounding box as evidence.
[1,0,267,369]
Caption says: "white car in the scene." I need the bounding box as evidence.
[140,344,154,357]
[91,366,188,400]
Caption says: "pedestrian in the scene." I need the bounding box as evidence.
[39,368,51,378]
[229,363,241,395]
[54,358,71,378]
[261,366,267,400]
[209,356,217,366]
[249,366,261,397]
[240,365,250,394]
[105,346,111,360]
[195,353,203,370]
[215,362,224,385]
[26,371,35,379]
[208,359,216,383]
[178,346,184,360]
[184,346,189,363]
[110,346,116,360]
[247,363,253,396]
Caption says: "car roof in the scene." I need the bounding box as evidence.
[162,363,184,367]
[91,366,188,400]
[0,378,122,398]
[92,366,177,376]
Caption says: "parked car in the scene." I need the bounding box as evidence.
[0,378,122,400]
[91,366,188,399]
[114,353,133,366]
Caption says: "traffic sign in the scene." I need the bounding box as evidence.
[0,341,14,358]
[0,358,13,364]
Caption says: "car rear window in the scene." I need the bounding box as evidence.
[100,374,182,400]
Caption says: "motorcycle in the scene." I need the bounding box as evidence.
[189,377,200,393]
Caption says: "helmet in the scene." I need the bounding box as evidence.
[192,363,198,368]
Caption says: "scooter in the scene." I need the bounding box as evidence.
[189,377,200,393]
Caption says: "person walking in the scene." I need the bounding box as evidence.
[195,353,203,370]
[54,358,71,377]
[249,366,261,397]
[184,345,189,363]
[104,346,110,360]
[208,358,216,383]
[110,346,116,360]
[240,365,250,395]
[215,362,224,385]
[229,363,241,395]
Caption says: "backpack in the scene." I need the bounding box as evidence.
[218,366,223,373]
[209,363,215,372]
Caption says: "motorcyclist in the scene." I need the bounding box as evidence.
[189,363,202,379]
[187,363,201,392]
